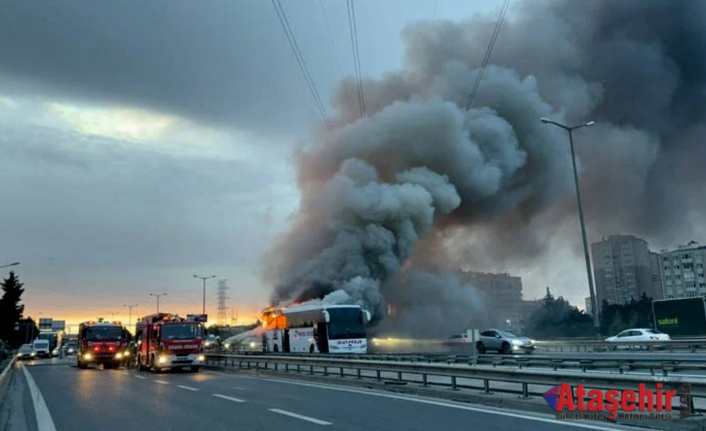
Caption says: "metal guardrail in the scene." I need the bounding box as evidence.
[534,339,706,353]
[204,353,705,410]
[218,351,706,376]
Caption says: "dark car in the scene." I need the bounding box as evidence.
[17,344,37,360]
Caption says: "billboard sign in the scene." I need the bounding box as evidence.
[51,320,65,331]
[653,297,706,337]
[38,318,53,331]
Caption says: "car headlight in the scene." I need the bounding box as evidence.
[115,353,123,359]
[511,339,523,346]
[123,351,130,357]
[196,354,205,362]
[31,352,36,356]
[249,342,256,348]
[158,355,168,364]
[84,353,92,360]
[17,353,22,357]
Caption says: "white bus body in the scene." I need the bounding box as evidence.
[261,304,372,354]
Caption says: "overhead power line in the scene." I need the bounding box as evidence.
[465,0,510,110]
[346,0,365,118]
[318,0,342,76]
[271,0,332,129]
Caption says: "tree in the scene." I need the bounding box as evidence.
[524,287,594,338]
[15,318,39,346]
[0,271,25,344]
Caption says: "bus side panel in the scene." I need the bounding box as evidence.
[288,327,317,353]
[265,330,283,352]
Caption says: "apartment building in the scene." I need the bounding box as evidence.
[659,241,706,299]
[590,234,659,305]
[459,270,523,329]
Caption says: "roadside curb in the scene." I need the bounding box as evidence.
[0,356,16,386]
[205,364,706,431]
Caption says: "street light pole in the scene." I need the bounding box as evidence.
[149,293,167,313]
[540,117,600,337]
[193,274,216,315]
[0,262,20,269]
[123,304,138,328]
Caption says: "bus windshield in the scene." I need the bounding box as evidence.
[162,324,204,339]
[84,326,123,341]
[326,308,366,340]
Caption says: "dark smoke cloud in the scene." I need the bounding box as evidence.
[371,270,488,338]
[263,0,706,331]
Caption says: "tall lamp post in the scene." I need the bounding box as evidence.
[149,293,167,313]
[540,117,600,337]
[124,304,138,328]
[193,274,215,315]
[0,262,20,269]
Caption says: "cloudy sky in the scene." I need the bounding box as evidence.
[0,0,504,328]
[2,0,704,332]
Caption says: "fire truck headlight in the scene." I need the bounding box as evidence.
[196,354,205,362]
[158,355,168,364]
[123,351,130,357]
[84,353,92,360]
[115,353,123,359]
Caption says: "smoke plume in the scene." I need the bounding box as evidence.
[261,0,706,333]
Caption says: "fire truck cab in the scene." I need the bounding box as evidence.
[75,320,130,369]
[135,313,206,373]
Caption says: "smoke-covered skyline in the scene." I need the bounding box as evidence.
[263,0,706,336]
[1,0,704,328]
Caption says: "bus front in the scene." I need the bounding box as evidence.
[324,306,371,354]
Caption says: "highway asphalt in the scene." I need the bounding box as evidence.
[15,358,653,431]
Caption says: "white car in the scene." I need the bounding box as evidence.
[605,328,670,350]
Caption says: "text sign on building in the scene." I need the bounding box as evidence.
[38,318,53,331]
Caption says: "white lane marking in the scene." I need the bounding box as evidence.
[178,385,199,391]
[268,408,332,425]
[155,380,169,385]
[255,377,645,431]
[232,386,246,390]
[212,393,246,403]
[135,375,147,379]
[21,364,57,431]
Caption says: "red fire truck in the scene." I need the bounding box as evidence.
[75,320,130,369]
[135,313,206,373]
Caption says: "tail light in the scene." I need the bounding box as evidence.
[93,345,102,352]
[108,345,116,352]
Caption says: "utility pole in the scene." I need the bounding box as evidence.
[123,304,138,328]
[149,293,167,313]
[193,274,215,315]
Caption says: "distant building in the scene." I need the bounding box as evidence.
[459,271,523,329]
[659,241,706,299]
[585,297,593,316]
[649,252,664,300]
[590,234,656,305]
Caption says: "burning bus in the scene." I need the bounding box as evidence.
[261,303,371,354]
